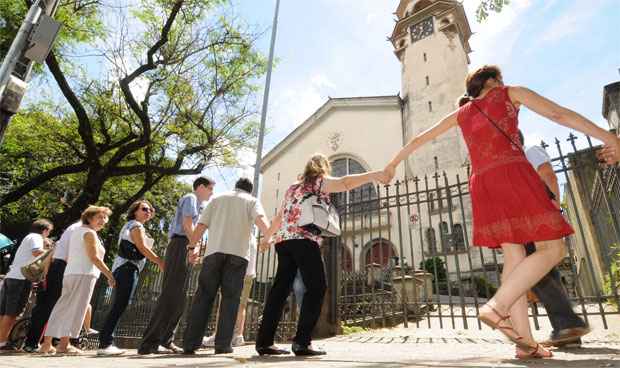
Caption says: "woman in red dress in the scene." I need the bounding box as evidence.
[384,65,620,359]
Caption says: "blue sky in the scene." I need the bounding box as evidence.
[205,0,619,192]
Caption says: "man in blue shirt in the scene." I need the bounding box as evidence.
[138,177,214,355]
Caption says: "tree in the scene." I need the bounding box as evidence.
[475,0,511,22]
[0,0,267,232]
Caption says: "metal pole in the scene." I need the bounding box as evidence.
[252,0,281,197]
[0,0,43,99]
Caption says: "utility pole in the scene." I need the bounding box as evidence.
[252,0,281,197]
[0,0,62,145]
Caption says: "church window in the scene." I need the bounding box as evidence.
[428,101,433,112]
[425,76,430,86]
[426,227,437,254]
[423,52,427,62]
[330,157,379,213]
[277,172,280,181]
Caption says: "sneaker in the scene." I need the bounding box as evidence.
[97,345,126,356]
[85,328,99,336]
[231,335,245,347]
[202,335,215,348]
[23,345,38,353]
[161,342,183,354]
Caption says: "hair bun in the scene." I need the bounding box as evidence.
[458,94,472,107]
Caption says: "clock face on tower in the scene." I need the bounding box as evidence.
[410,17,434,43]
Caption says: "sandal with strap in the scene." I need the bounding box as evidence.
[478,304,531,349]
[516,343,553,359]
[56,345,82,356]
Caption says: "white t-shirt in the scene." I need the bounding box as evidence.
[246,232,257,278]
[6,233,45,280]
[525,145,551,170]
[53,221,82,261]
[111,220,148,272]
[64,225,105,277]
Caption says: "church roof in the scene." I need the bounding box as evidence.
[261,95,402,172]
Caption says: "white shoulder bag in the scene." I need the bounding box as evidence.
[296,180,341,237]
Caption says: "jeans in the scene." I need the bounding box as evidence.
[183,252,247,352]
[99,263,139,348]
[293,270,306,308]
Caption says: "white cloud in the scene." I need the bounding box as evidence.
[539,1,603,43]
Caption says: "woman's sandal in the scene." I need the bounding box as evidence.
[515,343,553,359]
[35,346,56,356]
[56,345,82,356]
[478,304,531,350]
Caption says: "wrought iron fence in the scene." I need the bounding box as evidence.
[89,132,620,348]
[335,132,620,331]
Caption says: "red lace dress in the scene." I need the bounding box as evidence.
[457,86,573,248]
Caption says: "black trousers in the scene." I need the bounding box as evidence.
[139,237,190,351]
[525,243,586,332]
[256,239,327,347]
[24,259,66,348]
[182,253,248,351]
[98,263,140,348]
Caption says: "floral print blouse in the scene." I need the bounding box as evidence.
[273,176,330,246]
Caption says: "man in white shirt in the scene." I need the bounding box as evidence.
[0,219,53,351]
[183,178,270,355]
[519,131,590,347]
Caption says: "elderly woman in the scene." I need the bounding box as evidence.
[97,200,164,356]
[39,206,115,355]
[255,153,388,356]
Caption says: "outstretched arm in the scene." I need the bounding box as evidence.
[509,86,620,164]
[384,110,459,179]
[323,171,389,194]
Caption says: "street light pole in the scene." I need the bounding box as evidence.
[0,0,61,145]
[252,0,281,197]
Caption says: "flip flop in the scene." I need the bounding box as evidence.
[478,304,531,350]
[515,343,553,359]
[56,345,82,356]
[35,346,56,356]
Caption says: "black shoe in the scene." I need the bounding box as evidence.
[214,347,233,354]
[182,349,195,355]
[162,343,184,353]
[137,346,157,355]
[256,345,290,356]
[0,345,17,352]
[292,342,326,356]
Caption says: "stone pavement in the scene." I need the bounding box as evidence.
[3,314,620,368]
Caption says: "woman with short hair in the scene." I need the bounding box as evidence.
[39,206,115,355]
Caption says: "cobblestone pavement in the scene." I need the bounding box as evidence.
[3,314,620,368]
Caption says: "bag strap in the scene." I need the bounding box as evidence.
[472,102,524,154]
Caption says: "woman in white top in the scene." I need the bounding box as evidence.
[39,206,116,355]
[97,200,163,355]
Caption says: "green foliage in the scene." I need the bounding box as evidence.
[603,243,620,309]
[472,276,497,299]
[475,0,511,22]
[420,257,447,291]
[0,0,267,234]
[340,323,367,335]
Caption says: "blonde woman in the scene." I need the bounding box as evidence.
[255,154,389,356]
[384,65,620,359]
[39,206,115,355]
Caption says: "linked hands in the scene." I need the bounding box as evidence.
[597,137,620,166]
[375,164,397,185]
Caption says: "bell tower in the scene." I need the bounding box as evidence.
[391,0,472,179]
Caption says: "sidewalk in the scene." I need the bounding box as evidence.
[3,314,620,368]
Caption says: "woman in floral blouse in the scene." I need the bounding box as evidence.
[255,153,389,357]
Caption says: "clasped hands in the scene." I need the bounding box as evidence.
[597,137,620,166]
[376,164,397,185]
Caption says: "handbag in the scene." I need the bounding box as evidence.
[21,247,54,282]
[297,179,342,237]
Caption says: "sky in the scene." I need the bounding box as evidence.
[202,0,620,193]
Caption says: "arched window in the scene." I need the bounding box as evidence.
[425,227,437,254]
[453,223,465,250]
[439,221,450,251]
[330,157,378,213]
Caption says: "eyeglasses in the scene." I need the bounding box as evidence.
[140,207,153,213]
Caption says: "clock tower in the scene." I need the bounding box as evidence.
[391,0,472,179]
